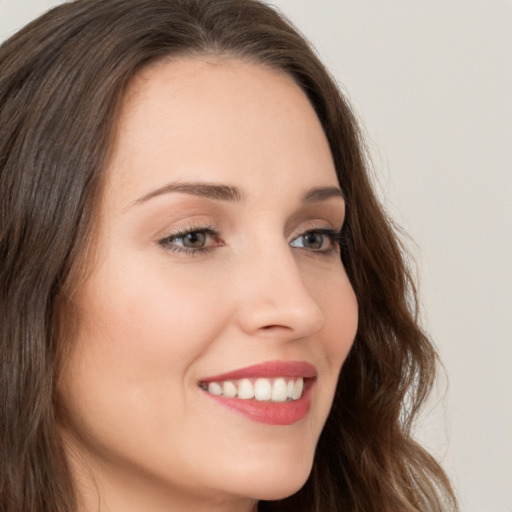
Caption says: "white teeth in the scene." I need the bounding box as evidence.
[271,378,288,402]
[287,379,294,398]
[237,379,255,399]
[291,378,304,400]
[223,381,237,398]
[254,378,272,401]
[208,382,223,395]
[203,377,306,402]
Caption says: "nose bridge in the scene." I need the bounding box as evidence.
[234,231,324,338]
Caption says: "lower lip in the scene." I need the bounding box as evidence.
[202,380,314,425]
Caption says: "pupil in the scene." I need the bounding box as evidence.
[185,232,205,247]
[305,233,322,249]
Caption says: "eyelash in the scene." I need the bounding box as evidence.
[158,224,219,256]
[158,225,344,257]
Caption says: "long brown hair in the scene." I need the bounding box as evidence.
[0,1,458,511]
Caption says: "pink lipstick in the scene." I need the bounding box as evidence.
[199,361,317,425]
[200,360,317,382]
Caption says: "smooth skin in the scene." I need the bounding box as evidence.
[58,57,358,512]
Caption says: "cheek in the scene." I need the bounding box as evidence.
[302,267,358,427]
[308,265,358,367]
[76,260,224,371]
[57,266,232,474]
[328,285,358,362]
[59,261,227,430]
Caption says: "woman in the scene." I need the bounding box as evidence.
[0,0,458,511]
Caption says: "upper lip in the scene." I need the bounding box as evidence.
[199,360,317,383]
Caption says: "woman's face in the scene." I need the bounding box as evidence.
[59,58,358,512]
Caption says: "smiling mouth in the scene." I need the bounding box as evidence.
[200,377,306,402]
[198,361,317,425]
[198,360,317,403]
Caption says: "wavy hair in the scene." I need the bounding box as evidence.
[0,1,457,511]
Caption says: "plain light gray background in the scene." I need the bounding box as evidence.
[1,1,511,511]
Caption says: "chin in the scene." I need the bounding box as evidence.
[253,477,309,502]
[226,452,313,502]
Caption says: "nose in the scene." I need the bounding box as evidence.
[234,240,325,340]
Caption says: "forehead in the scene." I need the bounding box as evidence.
[107,57,337,207]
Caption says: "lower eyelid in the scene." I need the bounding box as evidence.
[167,245,212,256]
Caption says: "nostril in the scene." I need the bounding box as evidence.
[259,324,295,335]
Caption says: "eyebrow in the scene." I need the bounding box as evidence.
[131,181,344,208]
[133,182,245,205]
[302,186,345,203]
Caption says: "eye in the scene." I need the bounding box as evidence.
[158,227,221,254]
[289,229,341,253]
[175,231,208,248]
